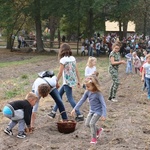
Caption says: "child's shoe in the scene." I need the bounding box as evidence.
[97,128,104,139]
[90,138,97,144]
[75,114,84,122]
[48,110,56,119]
[17,131,26,139]
[110,98,118,102]
[4,128,13,136]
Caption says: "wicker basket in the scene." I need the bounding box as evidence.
[57,111,76,134]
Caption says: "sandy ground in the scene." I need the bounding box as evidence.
[0,49,150,150]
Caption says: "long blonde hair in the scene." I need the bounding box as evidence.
[86,56,97,68]
[84,75,101,92]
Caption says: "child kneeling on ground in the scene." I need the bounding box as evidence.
[2,92,38,139]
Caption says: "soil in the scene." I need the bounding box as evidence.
[0,49,150,150]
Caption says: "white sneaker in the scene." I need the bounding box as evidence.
[110,98,118,102]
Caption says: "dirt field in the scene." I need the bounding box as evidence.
[0,49,150,150]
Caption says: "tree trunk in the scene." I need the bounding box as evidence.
[77,0,81,55]
[86,8,94,39]
[58,26,61,48]
[6,35,12,49]
[34,0,44,52]
[6,28,13,50]
[48,16,59,48]
[123,21,128,39]
[118,20,123,41]
[143,13,147,40]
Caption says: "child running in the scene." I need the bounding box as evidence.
[71,75,106,144]
[3,92,38,138]
[49,43,84,122]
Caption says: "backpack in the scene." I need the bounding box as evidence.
[38,70,54,78]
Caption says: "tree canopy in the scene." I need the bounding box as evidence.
[0,0,149,51]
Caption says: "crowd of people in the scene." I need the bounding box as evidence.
[80,32,150,58]
[2,33,150,145]
[16,32,37,49]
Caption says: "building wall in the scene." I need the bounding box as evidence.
[105,21,135,32]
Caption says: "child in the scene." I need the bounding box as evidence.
[31,76,68,128]
[85,56,98,77]
[132,51,141,74]
[125,49,133,74]
[49,43,84,122]
[96,41,101,57]
[83,56,98,89]
[140,50,148,90]
[141,54,150,99]
[141,50,148,64]
[71,75,106,144]
[108,41,126,102]
[3,92,38,138]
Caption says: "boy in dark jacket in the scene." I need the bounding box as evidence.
[3,92,38,139]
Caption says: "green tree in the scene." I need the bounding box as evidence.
[0,0,28,50]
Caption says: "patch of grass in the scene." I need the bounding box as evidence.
[2,74,36,99]
[0,55,50,68]
[1,56,110,100]
[5,88,20,99]
[21,74,28,79]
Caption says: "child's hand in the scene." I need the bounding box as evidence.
[93,71,99,77]
[120,60,126,64]
[100,116,106,121]
[56,83,60,89]
[71,109,75,117]
[25,127,34,134]
[141,78,144,82]
[77,82,81,88]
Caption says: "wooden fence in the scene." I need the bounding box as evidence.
[0,40,83,50]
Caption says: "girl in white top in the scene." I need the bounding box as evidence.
[85,56,98,77]
[50,43,84,122]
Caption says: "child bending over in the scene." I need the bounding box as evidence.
[3,92,38,139]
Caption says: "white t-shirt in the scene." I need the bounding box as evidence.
[85,66,96,77]
[81,46,85,52]
[60,56,77,87]
[32,76,57,112]
[143,63,150,78]
[96,42,100,50]
[32,76,57,97]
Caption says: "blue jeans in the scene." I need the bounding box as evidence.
[53,85,81,116]
[50,88,67,119]
[126,61,132,73]
[96,49,100,57]
[145,77,150,97]
[88,47,93,56]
